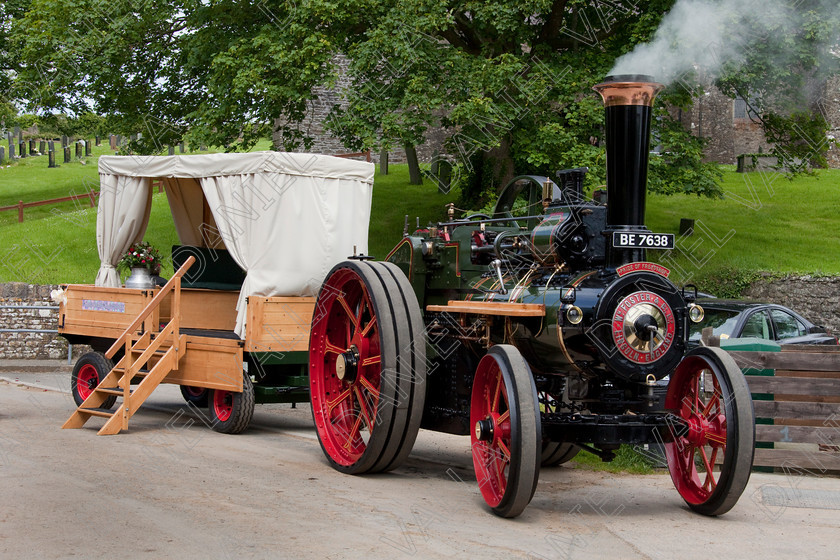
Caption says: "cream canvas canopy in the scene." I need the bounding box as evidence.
[96,151,375,337]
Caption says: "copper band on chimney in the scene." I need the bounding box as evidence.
[593,75,664,107]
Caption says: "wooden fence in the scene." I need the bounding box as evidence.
[0,151,370,223]
[726,345,840,472]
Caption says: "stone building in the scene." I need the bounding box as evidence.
[673,76,840,167]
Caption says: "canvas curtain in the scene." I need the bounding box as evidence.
[162,177,220,247]
[200,171,372,337]
[95,175,152,287]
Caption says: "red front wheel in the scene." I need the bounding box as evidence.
[470,345,541,518]
[71,352,116,409]
[665,346,755,516]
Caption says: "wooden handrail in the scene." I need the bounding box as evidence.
[105,255,196,360]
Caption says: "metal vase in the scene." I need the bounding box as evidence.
[125,267,154,289]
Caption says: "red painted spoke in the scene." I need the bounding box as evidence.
[702,392,721,418]
[324,339,346,355]
[497,439,511,461]
[707,427,727,447]
[491,451,507,491]
[360,355,381,367]
[491,372,502,413]
[336,295,360,332]
[353,386,374,430]
[709,446,720,470]
[496,410,510,425]
[699,446,715,481]
[326,388,352,415]
[343,405,364,451]
[360,315,377,338]
[357,374,381,402]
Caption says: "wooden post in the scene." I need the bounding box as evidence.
[64,146,71,163]
[48,142,57,168]
[379,150,388,175]
[88,191,96,207]
[404,145,422,185]
[17,200,24,223]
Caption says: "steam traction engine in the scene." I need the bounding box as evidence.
[308,76,756,518]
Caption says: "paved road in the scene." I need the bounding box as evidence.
[1,370,838,559]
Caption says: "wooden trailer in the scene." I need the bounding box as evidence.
[58,151,374,435]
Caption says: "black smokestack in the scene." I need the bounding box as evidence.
[593,74,664,267]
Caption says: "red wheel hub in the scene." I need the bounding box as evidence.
[309,268,382,467]
[665,359,728,505]
[213,390,233,422]
[76,364,99,401]
[470,355,513,508]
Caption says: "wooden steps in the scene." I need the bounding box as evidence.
[62,257,195,435]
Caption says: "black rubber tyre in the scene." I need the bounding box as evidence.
[208,373,255,434]
[665,346,755,516]
[180,385,210,408]
[470,345,541,518]
[309,260,426,475]
[541,442,580,467]
[71,351,116,409]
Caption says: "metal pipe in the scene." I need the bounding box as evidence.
[0,305,58,310]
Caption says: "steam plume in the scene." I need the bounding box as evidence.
[611,0,839,86]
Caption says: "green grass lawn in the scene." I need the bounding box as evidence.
[0,155,837,287]
[646,166,840,291]
[0,158,456,284]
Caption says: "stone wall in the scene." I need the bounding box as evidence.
[272,54,446,164]
[0,283,69,359]
[745,275,840,334]
[821,76,840,168]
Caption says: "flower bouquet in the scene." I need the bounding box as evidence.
[118,241,162,274]
[118,242,162,288]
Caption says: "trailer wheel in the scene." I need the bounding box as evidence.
[470,345,541,518]
[309,261,426,474]
[208,373,254,434]
[665,346,755,516]
[180,385,209,408]
[541,442,580,467]
[71,352,116,409]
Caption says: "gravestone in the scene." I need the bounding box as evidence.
[110,135,117,149]
[168,145,175,156]
[39,140,46,154]
[62,135,68,148]
[75,141,82,159]
[0,146,4,164]
[8,142,14,159]
[19,140,26,158]
[179,142,185,153]
[95,135,101,146]
[379,150,388,175]
[48,142,57,168]
[404,145,422,185]
[64,146,71,163]
[29,139,36,156]
[85,140,91,157]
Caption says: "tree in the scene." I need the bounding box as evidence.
[11,0,838,202]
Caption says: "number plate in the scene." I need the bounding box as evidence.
[612,232,675,249]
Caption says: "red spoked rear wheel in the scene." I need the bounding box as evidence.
[470,345,541,518]
[310,261,425,474]
[665,346,755,516]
